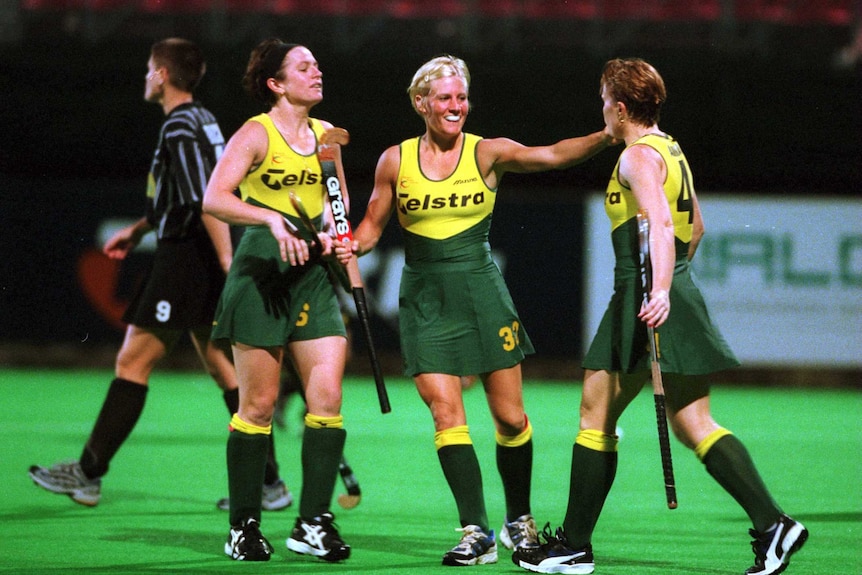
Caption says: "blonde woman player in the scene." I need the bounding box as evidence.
[340,54,614,567]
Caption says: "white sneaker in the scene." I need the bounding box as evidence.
[500,514,539,550]
[29,460,101,506]
[442,525,498,566]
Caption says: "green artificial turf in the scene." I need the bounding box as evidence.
[2,368,859,574]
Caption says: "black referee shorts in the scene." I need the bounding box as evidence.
[123,234,225,331]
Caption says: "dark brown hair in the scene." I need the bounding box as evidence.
[150,38,205,93]
[242,38,300,106]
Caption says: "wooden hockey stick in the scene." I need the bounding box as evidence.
[637,209,678,510]
[297,130,391,413]
[336,455,361,509]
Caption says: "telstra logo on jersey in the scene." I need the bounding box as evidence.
[397,191,485,214]
[260,168,320,190]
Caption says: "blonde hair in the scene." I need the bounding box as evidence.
[407,55,470,117]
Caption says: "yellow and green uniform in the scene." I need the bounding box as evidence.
[395,133,534,377]
[216,114,348,527]
[566,135,780,551]
[583,132,738,374]
[211,115,346,348]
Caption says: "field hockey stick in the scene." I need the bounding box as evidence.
[288,191,351,292]
[636,209,678,510]
[316,128,391,414]
[287,189,390,414]
[336,455,362,509]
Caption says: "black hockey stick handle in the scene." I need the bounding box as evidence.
[653,394,678,509]
[317,130,390,414]
[649,326,678,509]
[317,128,392,413]
[351,285,391,413]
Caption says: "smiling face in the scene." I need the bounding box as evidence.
[274,46,323,106]
[417,75,469,137]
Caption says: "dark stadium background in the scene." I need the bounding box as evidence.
[0,2,859,380]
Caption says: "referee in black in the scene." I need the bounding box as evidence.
[29,38,290,510]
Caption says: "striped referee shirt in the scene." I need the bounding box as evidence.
[146,101,225,240]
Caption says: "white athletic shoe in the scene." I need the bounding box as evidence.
[29,460,101,507]
[442,524,498,566]
[500,514,540,550]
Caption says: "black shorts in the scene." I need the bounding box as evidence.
[123,235,225,330]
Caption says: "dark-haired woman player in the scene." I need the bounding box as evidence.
[203,39,351,563]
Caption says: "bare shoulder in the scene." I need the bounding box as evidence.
[222,119,269,164]
[377,144,402,169]
[620,142,663,172]
[477,136,520,155]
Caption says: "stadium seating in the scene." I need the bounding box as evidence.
[18,0,856,25]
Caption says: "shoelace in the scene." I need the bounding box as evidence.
[242,520,271,550]
[748,528,770,566]
[48,462,91,486]
[454,526,489,551]
[537,523,559,546]
[508,520,537,546]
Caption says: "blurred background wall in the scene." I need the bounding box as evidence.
[1,0,859,383]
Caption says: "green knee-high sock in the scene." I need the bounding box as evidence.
[496,440,533,520]
[226,430,269,526]
[563,443,618,549]
[300,426,346,518]
[702,434,782,532]
[223,389,280,485]
[80,378,148,479]
[438,444,489,531]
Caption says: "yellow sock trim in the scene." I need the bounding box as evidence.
[496,417,533,447]
[435,425,472,450]
[575,429,619,452]
[229,413,272,435]
[304,413,344,429]
[695,428,733,461]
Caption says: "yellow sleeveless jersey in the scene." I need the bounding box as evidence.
[395,133,495,240]
[604,133,695,245]
[238,114,327,221]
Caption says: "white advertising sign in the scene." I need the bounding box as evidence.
[584,194,862,368]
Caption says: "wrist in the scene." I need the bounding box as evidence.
[652,289,669,301]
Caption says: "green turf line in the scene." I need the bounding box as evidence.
[2,368,859,574]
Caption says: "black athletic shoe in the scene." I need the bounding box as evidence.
[512,523,594,574]
[745,514,808,575]
[224,517,272,561]
[286,512,351,562]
